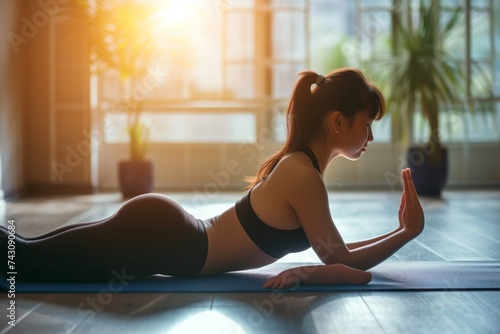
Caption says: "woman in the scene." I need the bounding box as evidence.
[1,68,424,288]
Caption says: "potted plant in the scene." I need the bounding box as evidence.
[373,0,493,197]
[117,96,154,198]
[79,0,166,198]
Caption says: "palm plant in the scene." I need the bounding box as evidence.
[80,0,167,160]
[73,0,191,197]
[366,0,494,196]
[377,0,492,160]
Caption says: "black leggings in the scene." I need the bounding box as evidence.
[0,194,208,282]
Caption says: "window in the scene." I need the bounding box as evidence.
[352,0,499,143]
[305,0,393,142]
[96,0,499,146]
[96,0,309,144]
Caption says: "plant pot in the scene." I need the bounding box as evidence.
[118,160,154,198]
[407,145,448,197]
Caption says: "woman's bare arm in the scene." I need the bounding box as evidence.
[346,227,403,250]
[346,172,419,250]
[342,170,424,267]
[264,169,424,288]
[327,169,423,270]
[290,168,424,270]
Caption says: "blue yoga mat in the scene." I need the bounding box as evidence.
[1,261,499,293]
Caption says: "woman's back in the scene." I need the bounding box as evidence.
[249,150,321,230]
[199,150,321,275]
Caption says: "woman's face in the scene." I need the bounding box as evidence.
[337,108,374,160]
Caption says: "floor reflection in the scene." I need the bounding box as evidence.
[167,310,247,334]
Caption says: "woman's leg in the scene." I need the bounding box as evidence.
[0,194,208,282]
[2,218,115,242]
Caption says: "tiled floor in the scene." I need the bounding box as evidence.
[0,190,499,333]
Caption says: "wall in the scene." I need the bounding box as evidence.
[99,141,500,193]
[22,0,92,195]
[0,0,26,198]
[1,1,498,197]
[22,0,53,192]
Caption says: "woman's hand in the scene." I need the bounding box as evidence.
[398,168,425,237]
[262,264,372,289]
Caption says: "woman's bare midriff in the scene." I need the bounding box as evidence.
[197,206,278,276]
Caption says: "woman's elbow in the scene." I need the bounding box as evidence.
[320,248,351,265]
[321,250,370,271]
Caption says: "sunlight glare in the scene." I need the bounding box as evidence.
[150,0,199,33]
[146,0,206,65]
[167,311,247,334]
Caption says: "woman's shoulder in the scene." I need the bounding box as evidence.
[249,150,329,230]
[266,151,324,191]
[276,151,320,176]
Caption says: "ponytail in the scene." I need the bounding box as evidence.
[246,68,385,188]
[287,71,323,150]
[245,71,322,187]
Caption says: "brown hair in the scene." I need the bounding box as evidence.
[247,67,385,187]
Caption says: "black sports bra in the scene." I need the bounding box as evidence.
[235,147,319,258]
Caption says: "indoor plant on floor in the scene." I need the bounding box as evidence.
[81,0,171,198]
[373,0,493,197]
[117,95,153,198]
